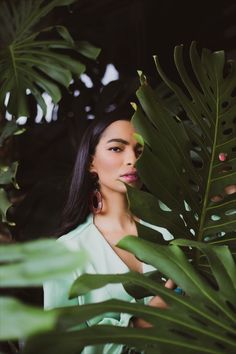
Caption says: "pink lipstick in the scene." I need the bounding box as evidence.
[120,173,139,183]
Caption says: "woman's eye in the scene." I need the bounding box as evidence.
[109,147,122,152]
[136,148,143,156]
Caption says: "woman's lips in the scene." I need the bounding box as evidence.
[120,174,139,183]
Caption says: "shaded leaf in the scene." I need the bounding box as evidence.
[131,42,236,245]
[0,0,99,117]
[0,120,25,146]
[0,161,19,188]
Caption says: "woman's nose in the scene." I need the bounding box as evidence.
[125,150,137,166]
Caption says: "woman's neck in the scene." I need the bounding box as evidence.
[94,189,135,231]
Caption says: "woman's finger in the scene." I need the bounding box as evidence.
[165,278,175,289]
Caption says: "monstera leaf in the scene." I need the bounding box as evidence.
[1,43,235,354]
[0,238,87,287]
[0,0,100,117]
[129,42,236,246]
[0,0,100,223]
[10,239,234,354]
[0,238,87,343]
[2,240,234,354]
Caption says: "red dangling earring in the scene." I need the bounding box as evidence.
[90,188,103,214]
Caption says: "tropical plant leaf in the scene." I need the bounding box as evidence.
[0,120,23,223]
[21,238,236,354]
[0,161,19,188]
[75,40,101,60]
[127,185,194,240]
[68,238,236,354]
[0,120,25,146]
[1,42,235,354]
[0,0,77,46]
[130,42,236,245]
[0,188,12,223]
[23,325,235,354]
[0,238,88,287]
[0,0,100,117]
[0,296,57,340]
[1,238,235,354]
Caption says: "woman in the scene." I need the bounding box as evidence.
[44,113,174,354]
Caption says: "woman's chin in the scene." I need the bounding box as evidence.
[125,180,143,190]
[116,179,142,193]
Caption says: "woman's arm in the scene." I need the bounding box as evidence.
[131,278,175,328]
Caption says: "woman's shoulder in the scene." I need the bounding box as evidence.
[58,214,93,246]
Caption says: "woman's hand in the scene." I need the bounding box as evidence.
[131,278,175,328]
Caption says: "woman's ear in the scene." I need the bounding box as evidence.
[89,164,96,173]
[89,157,97,173]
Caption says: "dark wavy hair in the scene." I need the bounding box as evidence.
[58,110,132,236]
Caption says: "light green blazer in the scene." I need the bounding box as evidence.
[44,214,173,354]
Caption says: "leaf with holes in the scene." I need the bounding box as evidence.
[20,238,236,354]
[129,42,236,248]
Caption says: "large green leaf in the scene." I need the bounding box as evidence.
[19,239,236,354]
[23,326,233,354]
[1,42,235,354]
[1,239,235,353]
[0,0,100,117]
[0,238,87,286]
[0,297,57,340]
[130,42,236,244]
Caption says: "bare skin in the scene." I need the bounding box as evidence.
[90,120,174,327]
[132,278,175,328]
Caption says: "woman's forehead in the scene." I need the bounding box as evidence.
[100,120,135,140]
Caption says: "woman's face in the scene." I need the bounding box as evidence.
[90,120,143,195]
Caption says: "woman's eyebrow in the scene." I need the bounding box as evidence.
[106,138,129,145]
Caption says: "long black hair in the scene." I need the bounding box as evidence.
[59,110,132,236]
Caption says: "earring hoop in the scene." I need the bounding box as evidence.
[89,188,103,214]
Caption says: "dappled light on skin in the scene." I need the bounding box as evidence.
[132,278,176,328]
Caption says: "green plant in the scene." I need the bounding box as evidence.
[1,43,235,354]
[0,238,87,340]
[0,120,25,224]
[54,42,235,353]
[65,238,236,354]
[0,0,100,225]
[1,239,235,354]
[129,42,236,247]
[0,0,100,118]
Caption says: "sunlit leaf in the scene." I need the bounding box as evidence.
[0,188,12,222]
[0,239,88,287]
[0,297,57,340]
